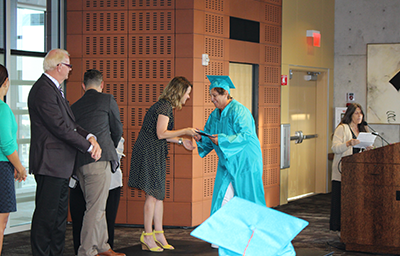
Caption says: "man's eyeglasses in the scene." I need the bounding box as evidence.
[59,62,73,69]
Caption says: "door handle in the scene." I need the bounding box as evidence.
[290,131,318,144]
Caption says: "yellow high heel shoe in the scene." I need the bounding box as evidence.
[153,230,175,250]
[140,231,163,252]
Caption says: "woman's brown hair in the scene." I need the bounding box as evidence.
[159,76,192,109]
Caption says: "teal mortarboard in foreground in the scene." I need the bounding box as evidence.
[191,197,308,256]
[207,75,236,94]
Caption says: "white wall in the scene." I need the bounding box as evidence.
[334,0,400,145]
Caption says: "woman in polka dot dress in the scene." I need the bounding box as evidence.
[129,76,197,252]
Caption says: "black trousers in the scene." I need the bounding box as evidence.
[31,175,69,256]
[69,184,121,255]
[330,180,341,231]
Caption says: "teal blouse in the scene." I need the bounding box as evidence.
[0,100,18,161]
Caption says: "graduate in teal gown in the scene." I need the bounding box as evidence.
[195,75,266,216]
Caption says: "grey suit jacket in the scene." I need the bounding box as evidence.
[28,74,91,179]
[71,89,123,171]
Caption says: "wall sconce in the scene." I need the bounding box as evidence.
[202,54,210,66]
[306,30,320,47]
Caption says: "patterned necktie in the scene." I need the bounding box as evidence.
[58,85,65,98]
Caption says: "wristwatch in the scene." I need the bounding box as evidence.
[178,138,183,145]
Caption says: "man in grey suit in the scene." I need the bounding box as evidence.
[28,49,101,256]
[71,69,124,256]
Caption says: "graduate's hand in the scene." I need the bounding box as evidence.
[183,139,196,150]
[210,135,218,146]
[193,131,202,142]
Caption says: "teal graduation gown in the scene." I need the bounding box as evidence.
[196,99,266,215]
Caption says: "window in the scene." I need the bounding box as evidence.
[3,0,64,235]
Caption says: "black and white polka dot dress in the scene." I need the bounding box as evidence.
[128,99,173,200]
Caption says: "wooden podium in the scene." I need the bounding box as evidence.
[341,142,400,254]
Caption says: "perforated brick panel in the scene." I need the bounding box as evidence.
[265,0,282,5]
[262,65,280,85]
[165,179,173,201]
[203,176,215,199]
[260,86,280,105]
[205,14,225,35]
[260,107,280,125]
[130,35,174,56]
[263,166,280,187]
[262,126,280,145]
[104,82,127,105]
[205,61,225,79]
[84,35,127,57]
[84,58,127,81]
[84,11,127,34]
[205,0,225,12]
[127,106,150,127]
[129,0,173,9]
[203,151,218,176]
[128,82,166,105]
[128,59,173,81]
[84,0,127,10]
[264,45,281,65]
[119,106,127,129]
[128,187,146,201]
[264,4,282,25]
[205,37,225,59]
[263,147,280,166]
[264,24,281,45]
[165,155,172,177]
[129,11,174,33]
[204,85,212,105]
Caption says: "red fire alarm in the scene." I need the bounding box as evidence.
[281,75,288,86]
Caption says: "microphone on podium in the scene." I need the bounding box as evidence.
[363,121,390,146]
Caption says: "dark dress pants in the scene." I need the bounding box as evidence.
[31,175,69,256]
[70,184,121,255]
[330,180,341,231]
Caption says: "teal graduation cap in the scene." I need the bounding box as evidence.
[207,75,236,94]
[191,197,308,256]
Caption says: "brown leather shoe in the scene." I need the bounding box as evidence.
[96,248,126,256]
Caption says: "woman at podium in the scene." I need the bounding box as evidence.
[330,103,372,234]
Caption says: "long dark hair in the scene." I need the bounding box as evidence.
[0,64,8,88]
[337,103,367,132]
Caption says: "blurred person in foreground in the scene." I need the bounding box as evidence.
[128,76,197,252]
[0,64,27,255]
